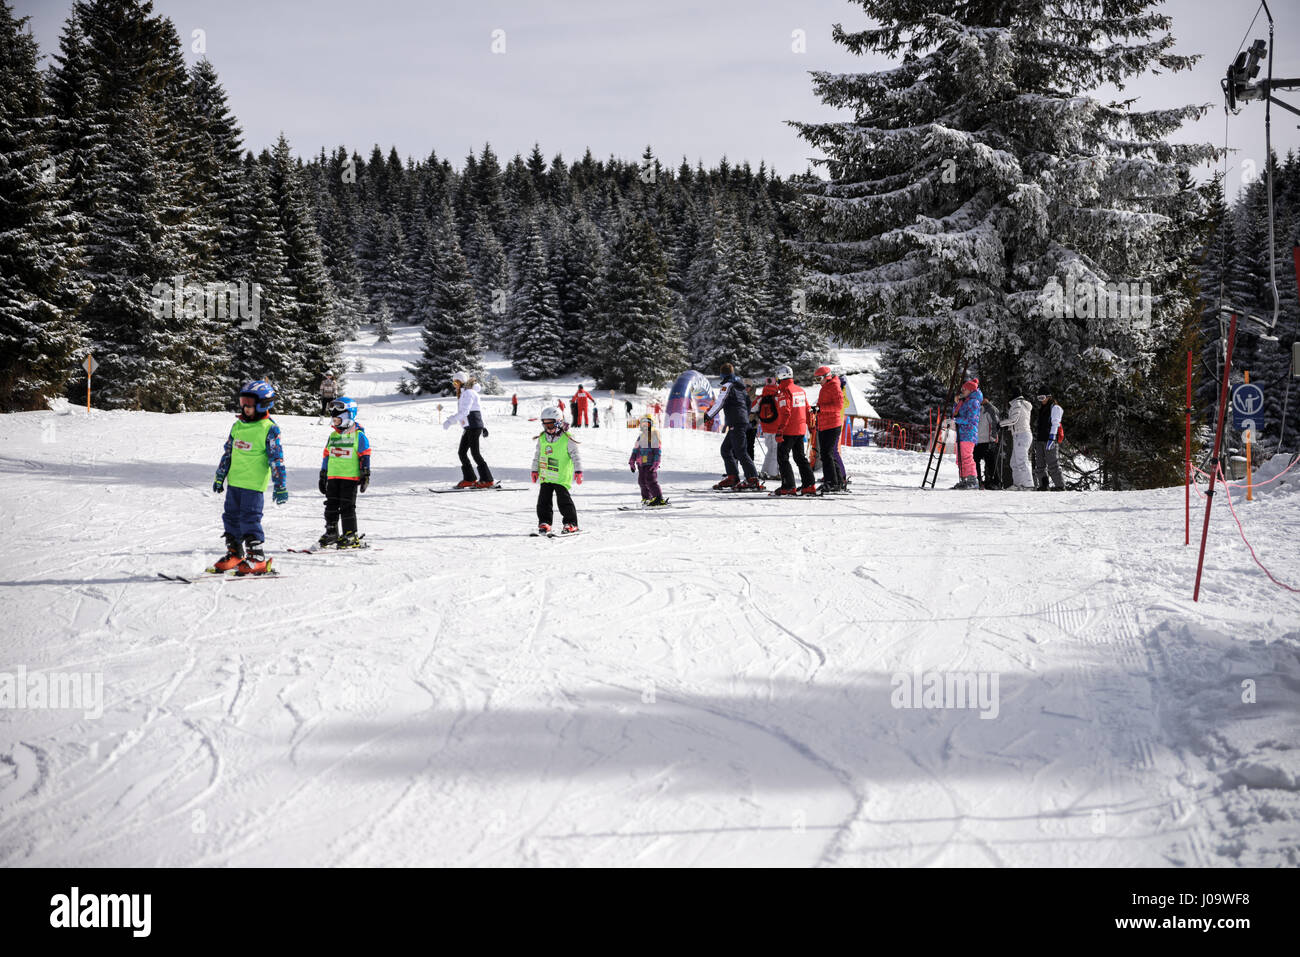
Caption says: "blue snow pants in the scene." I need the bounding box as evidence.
[223,486,265,543]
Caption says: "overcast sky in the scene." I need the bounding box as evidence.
[15,0,1300,197]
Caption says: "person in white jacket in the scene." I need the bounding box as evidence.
[1001,392,1034,489]
[442,370,494,488]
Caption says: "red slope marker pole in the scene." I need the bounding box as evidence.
[1185,349,1191,545]
[1193,313,1238,602]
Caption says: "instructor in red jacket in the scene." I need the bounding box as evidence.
[813,365,846,492]
[773,364,816,496]
[571,385,593,427]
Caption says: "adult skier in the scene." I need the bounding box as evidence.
[704,363,761,490]
[975,396,1002,488]
[1032,393,1066,491]
[950,379,983,489]
[511,393,518,416]
[753,376,780,478]
[319,371,338,417]
[572,384,593,427]
[443,370,493,488]
[531,406,583,534]
[813,365,846,492]
[318,396,371,548]
[1001,391,1034,489]
[210,381,287,575]
[773,365,816,496]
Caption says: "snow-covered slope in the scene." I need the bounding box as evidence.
[1,326,1297,867]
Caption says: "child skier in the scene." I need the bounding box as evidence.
[628,414,667,506]
[210,380,286,575]
[531,406,583,534]
[318,396,371,548]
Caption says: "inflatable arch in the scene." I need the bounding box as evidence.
[664,370,720,430]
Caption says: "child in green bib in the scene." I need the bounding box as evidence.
[211,380,287,575]
[530,405,583,535]
[318,396,371,548]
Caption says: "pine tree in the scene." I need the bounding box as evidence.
[758,235,831,379]
[0,0,88,410]
[867,344,948,424]
[409,221,483,394]
[508,218,565,379]
[375,306,392,343]
[267,134,343,412]
[790,0,1217,487]
[687,211,763,374]
[592,214,685,393]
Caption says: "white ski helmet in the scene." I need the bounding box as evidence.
[451,370,471,386]
[540,405,562,422]
[774,364,793,381]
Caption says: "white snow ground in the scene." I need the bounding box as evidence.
[1,324,1297,867]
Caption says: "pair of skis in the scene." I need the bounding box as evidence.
[158,567,280,584]
[417,482,525,494]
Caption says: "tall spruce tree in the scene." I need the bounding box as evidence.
[592,213,685,393]
[0,0,88,410]
[410,220,484,394]
[791,0,1217,487]
[508,218,565,379]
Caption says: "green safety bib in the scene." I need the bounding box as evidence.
[228,418,273,491]
[325,428,362,479]
[537,431,574,488]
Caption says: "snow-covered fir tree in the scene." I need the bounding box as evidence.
[0,0,88,411]
[507,218,565,379]
[409,224,484,394]
[266,134,344,412]
[790,0,1217,487]
[868,344,948,424]
[592,213,686,393]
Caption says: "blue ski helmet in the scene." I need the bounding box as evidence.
[239,380,276,413]
[329,396,358,428]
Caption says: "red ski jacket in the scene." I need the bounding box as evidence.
[774,382,810,436]
[815,377,844,431]
[573,389,592,410]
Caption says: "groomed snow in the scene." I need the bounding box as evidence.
[1,325,1297,867]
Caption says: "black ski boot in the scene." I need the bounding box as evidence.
[211,533,244,572]
[238,537,272,575]
[318,527,340,548]
[338,531,366,549]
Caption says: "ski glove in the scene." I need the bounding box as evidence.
[273,488,288,505]
[575,472,583,485]
[442,419,453,430]
[359,469,370,493]
[531,471,539,483]
[1046,440,1056,451]
[213,477,224,493]
[481,427,489,438]
[318,471,328,495]
[630,463,637,473]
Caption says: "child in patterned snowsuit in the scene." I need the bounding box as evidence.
[628,415,666,506]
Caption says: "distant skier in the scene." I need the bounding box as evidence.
[572,385,593,427]
[951,379,983,489]
[1032,393,1066,491]
[318,396,371,548]
[624,399,633,420]
[773,365,816,496]
[319,371,337,417]
[511,393,518,416]
[210,380,286,575]
[704,362,761,490]
[443,370,494,488]
[628,414,666,506]
[975,396,1002,489]
[753,376,780,478]
[1001,391,1034,489]
[813,365,846,492]
[532,406,582,534]
[592,402,600,428]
